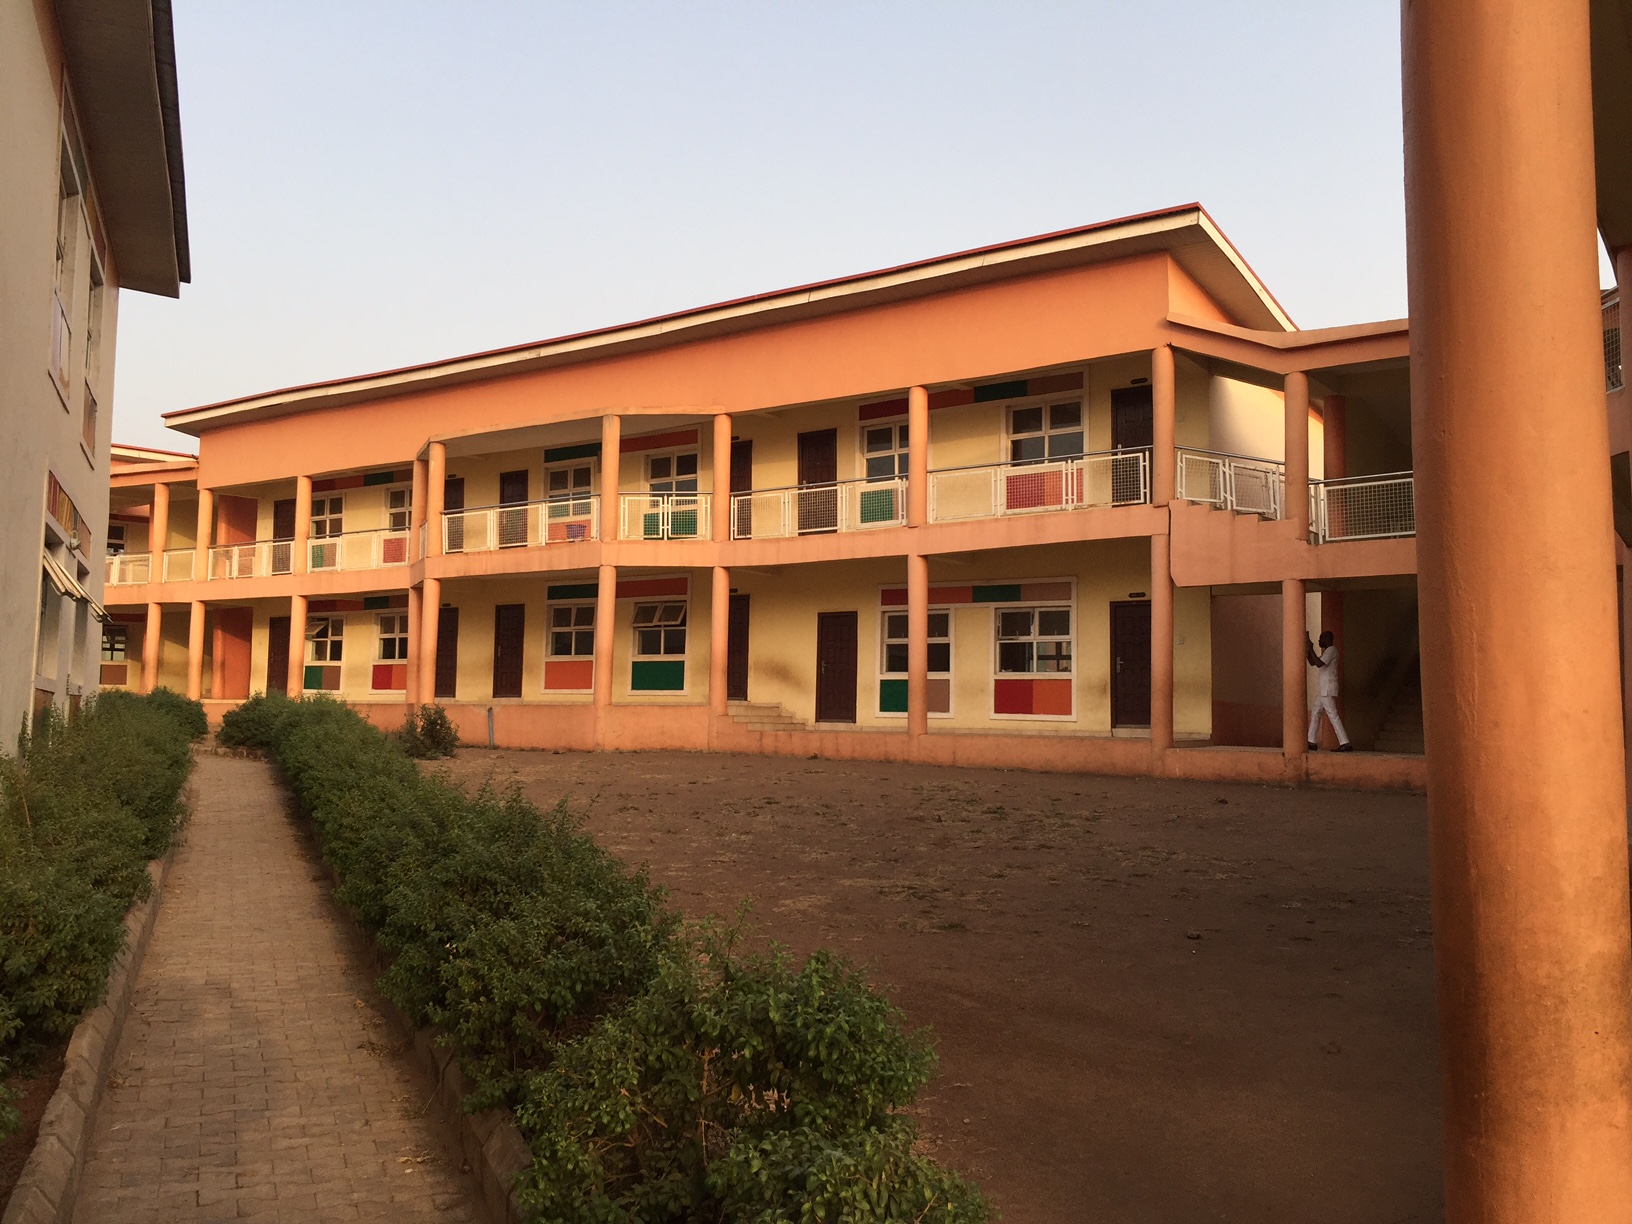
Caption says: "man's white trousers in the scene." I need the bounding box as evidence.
[1307,695,1350,746]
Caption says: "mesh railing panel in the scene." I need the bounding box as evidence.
[1605,299,1623,392]
[162,551,195,582]
[1319,476,1416,541]
[106,554,152,585]
[1229,464,1282,517]
[1176,453,1226,506]
[928,469,998,521]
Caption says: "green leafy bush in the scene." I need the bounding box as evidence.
[0,693,195,1141]
[240,696,987,1222]
[215,689,299,751]
[135,686,210,741]
[397,703,459,759]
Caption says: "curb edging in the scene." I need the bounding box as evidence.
[1,851,175,1224]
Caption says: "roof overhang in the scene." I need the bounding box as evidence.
[163,204,1293,436]
[54,0,189,296]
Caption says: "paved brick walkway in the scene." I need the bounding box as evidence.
[72,754,481,1223]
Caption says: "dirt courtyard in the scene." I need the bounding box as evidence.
[431,748,1441,1223]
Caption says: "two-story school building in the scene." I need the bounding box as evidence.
[102,204,1440,787]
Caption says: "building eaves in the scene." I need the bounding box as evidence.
[162,204,1292,435]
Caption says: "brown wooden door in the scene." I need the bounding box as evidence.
[815,610,858,723]
[727,593,751,702]
[730,439,753,538]
[266,616,290,695]
[498,471,529,547]
[492,604,525,698]
[443,477,466,552]
[434,607,459,699]
[1110,600,1152,728]
[797,429,839,534]
[1111,386,1154,503]
[272,499,296,539]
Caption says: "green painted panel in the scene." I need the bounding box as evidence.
[544,441,603,463]
[363,470,394,486]
[362,596,390,610]
[972,584,1023,604]
[878,678,908,713]
[303,666,324,691]
[631,660,686,691]
[669,510,699,538]
[974,379,1028,402]
[858,487,898,524]
[547,583,599,601]
[642,512,664,539]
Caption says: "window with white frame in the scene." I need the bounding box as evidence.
[995,606,1072,673]
[377,613,409,661]
[387,488,411,532]
[646,453,698,494]
[862,421,909,480]
[311,496,343,538]
[306,616,344,663]
[880,610,950,675]
[632,601,687,657]
[106,524,126,556]
[548,603,596,656]
[100,624,127,663]
[1008,402,1084,464]
[548,464,595,513]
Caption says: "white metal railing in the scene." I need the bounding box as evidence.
[729,476,906,539]
[307,527,413,571]
[1175,448,1285,519]
[618,492,710,541]
[442,496,600,553]
[161,550,195,582]
[1311,472,1416,543]
[208,540,294,580]
[419,522,428,558]
[928,451,1150,522]
[105,553,152,586]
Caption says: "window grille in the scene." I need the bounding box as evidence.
[548,604,596,656]
[880,610,951,675]
[995,606,1073,674]
[1605,298,1623,392]
[101,624,127,662]
[632,601,687,657]
[376,613,409,661]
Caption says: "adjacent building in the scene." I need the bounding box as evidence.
[2,0,189,736]
[99,205,1456,787]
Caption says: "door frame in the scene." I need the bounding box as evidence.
[727,592,750,702]
[1109,598,1153,729]
[814,609,859,724]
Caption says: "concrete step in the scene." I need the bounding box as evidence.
[727,701,808,732]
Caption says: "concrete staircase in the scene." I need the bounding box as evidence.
[1373,662,1425,755]
[727,701,808,732]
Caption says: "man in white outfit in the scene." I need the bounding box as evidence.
[1305,630,1353,751]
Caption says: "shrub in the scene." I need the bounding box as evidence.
[239,696,987,1221]
[134,686,209,741]
[215,690,298,751]
[0,693,194,1141]
[397,703,459,759]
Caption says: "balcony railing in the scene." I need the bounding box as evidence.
[208,540,294,579]
[105,553,152,586]
[1311,472,1416,543]
[928,450,1150,522]
[308,528,413,571]
[729,477,906,540]
[1175,448,1284,519]
[442,496,600,553]
[161,550,195,582]
[618,492,710,541]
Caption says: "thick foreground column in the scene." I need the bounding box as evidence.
[140,601,162,693]
[907,553,929,737]
[286,594,306,698]
[1150,534,1173,752]
[185,601,206,700]
[1404,2,1632,1217]
[1280,578,1305,759]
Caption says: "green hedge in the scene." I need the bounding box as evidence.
[0,688,201,1140]
[220,693,987,1223]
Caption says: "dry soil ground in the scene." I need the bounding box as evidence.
[433,748,1441,1224]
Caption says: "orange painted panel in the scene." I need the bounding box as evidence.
[99,663,128,686]
[212,607,254,700]
[215,495,258,545]
[1031,678,1073,716]
[544,659,594,691]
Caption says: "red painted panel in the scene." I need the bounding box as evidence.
[308,599,367,613]
[929,388,975,410]
[620,428,699,453]
[859,397,908,421]
[1031,678,1073,716]
[371,663,407,691]
[544,659,595,691]
[212,607,253,700]
[380,536,408,564]
[993,678,1034,715]
[1028,372,1084,395]
[615,576,689,599]
[880,588,907,606]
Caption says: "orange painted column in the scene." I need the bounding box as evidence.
[600,416,621,541]
[1150,534,1173,753]
[149,482,170,575]
[712,414,731,543]
[425,445,445,558]
[1403,2,1632,1218]
[405,584,422,707]
[1323,395,1347,482]
[418,577,440,702]
[292,475,313,574]
[287,593,306,698]
[140,601,162,693]
[1284,372,1309,537]
[1616,247,1632,796]
[185,601,206,700]
[593,564,616,729]
[906,553,929,738]
[1151,345,1176,505]
[709,566,729,716]
[907,386,929,527]
[410,457,428,562]
[193,487,214,581]
[1280,578,1305,759]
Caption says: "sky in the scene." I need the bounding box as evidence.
[113,1,1418,452]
